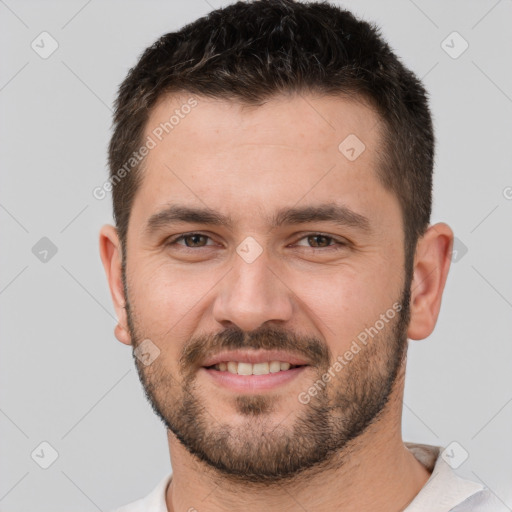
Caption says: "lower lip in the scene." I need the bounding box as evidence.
[200,366,309,392]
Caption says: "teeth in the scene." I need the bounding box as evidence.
[212,361,299,375]
[237,362,253,376]
[269,361,281,373]
[252,362,269,375]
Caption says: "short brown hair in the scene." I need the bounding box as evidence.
[108,0,434,282]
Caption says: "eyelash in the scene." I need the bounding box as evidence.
[166,232,347,252]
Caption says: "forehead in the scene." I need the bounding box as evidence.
[131,91,397,235]
[145,91,381,157]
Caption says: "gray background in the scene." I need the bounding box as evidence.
[1,0,511,510]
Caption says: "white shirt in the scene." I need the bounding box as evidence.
[111,442,505,511]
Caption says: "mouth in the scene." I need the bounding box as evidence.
[203,361,308,374]
[200,362,310,392]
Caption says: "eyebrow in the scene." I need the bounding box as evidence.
[144,203,372,236]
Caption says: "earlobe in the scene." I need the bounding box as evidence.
[406,223,454,341]
[99,224,132,346]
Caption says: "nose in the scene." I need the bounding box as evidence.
[212,245,294,332]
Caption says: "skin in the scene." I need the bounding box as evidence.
[100,92,454,512]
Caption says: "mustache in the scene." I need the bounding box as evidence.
[179,324,330,372]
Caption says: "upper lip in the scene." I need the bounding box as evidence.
[201,350,310,367]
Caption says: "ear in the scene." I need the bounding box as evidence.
[407,222,454,340]
[99,224,132,346]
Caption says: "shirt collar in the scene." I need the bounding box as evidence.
[403,442,485,512]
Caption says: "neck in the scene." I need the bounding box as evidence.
[164,394,432,512]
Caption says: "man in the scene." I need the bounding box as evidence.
[99,1,501,510]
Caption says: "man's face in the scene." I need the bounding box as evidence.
[122,93,410,484]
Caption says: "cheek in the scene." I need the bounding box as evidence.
[129,260,217,332]
[291,265,394,354]
[290,270,374,341]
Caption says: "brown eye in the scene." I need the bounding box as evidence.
[181,234,208,247]
[294,233,346,250]
[306,234,332,248]
[167,233,215,248]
